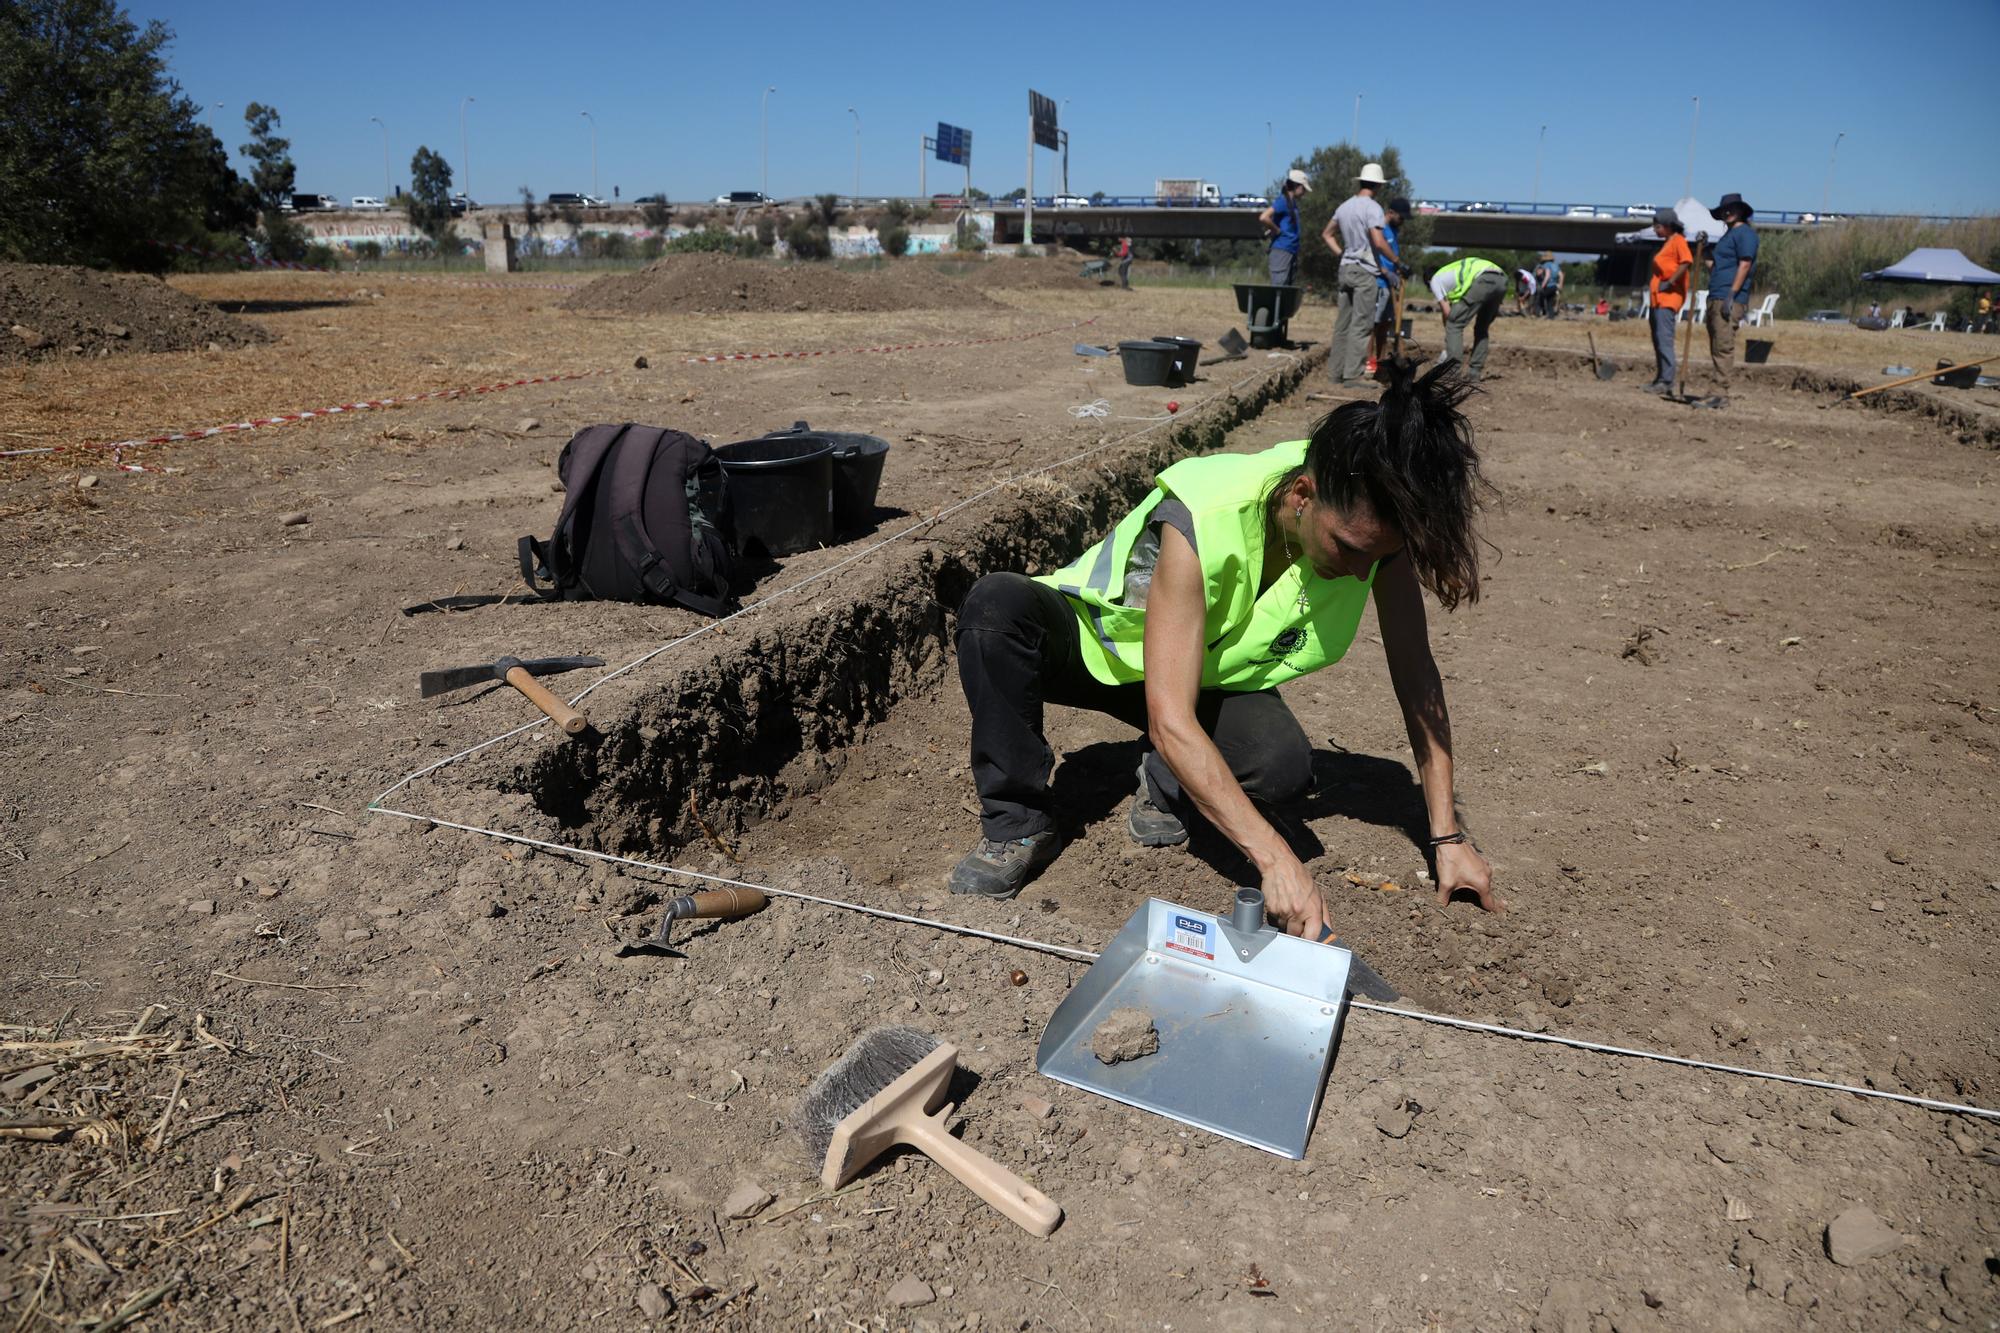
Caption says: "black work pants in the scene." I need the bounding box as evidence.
[956,572,1311,840]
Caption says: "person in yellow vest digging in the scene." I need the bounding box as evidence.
[1428,256,1508,381]
[947,363,1502,938]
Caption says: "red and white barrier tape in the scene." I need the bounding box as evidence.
[685,315,1098,364]
[0,369,609,473]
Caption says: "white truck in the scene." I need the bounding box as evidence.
[1154,178,1221,207]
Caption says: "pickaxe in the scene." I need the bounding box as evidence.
[418,655,604,734]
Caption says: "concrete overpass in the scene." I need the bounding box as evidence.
[990,205,1808,255]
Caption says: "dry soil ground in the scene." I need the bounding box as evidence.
[1,265,1997,1333]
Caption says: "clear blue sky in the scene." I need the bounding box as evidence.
[133,0,1998,215]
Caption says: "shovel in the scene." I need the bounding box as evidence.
[1036,888,1382,1158]
[1588,330,1616,380]
[1199,327,1251,365]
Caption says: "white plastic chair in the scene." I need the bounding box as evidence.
[1639,288,1652,316]
[1925,312,1946,332]
[1746,294,1779,327]
[1688,290,1709,324]
[1889,309,1906,329]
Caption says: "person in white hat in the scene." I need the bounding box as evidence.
[1322,162,1403,385]
[1258,168,1312,288]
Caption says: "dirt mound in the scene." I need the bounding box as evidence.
[563,252,998,316]
[0,263,269,364]
[940,253,1102,290]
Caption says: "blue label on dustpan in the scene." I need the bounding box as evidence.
[1165,914,1213,960]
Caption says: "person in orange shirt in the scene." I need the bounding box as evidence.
[1644,206,1694,394]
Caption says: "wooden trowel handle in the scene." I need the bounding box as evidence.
[503,665,587,735]
[901,1106,1062,1237]
[675,887,768,921]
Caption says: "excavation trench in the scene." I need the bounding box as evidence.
[500,349,1328,859]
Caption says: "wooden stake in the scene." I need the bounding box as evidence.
[1674,237,1704,399]
[1846,352,2000,400]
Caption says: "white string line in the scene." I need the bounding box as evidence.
[367,807,2000,1124]
[368,344,1306,811]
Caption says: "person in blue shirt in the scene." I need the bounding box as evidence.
[1258,169,1311,287]
[1369,197,1408,371]
[1699,192,1760,408]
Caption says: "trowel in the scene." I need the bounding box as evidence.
[1035,887,1388,1158]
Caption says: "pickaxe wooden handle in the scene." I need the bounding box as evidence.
[499,659,588,735]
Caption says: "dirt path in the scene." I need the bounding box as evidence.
[1,271,1995,1331]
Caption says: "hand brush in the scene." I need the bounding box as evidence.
[793,1026,1062,1237]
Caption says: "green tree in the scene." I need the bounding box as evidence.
[239,101,310,260]
[0,0,255,268]
[406,146,455,246]
[1292,142,1421,297]
[880,225,910,257]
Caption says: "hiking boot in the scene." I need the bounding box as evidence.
[1695,394,1728,410]
[947,830,1062,899]
[1126,760,1189,847]
[1640,380,1670,395]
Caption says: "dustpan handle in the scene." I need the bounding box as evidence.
[902,1109,1062,1237]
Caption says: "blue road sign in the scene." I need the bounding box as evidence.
[936,123,971,166]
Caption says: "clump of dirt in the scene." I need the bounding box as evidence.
[563,253,998,316]
[1091,1006,1160,1064]
[0,263,269,364]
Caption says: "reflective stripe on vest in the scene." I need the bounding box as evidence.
[1440,257,1500,305]
[1032,439,1376,691]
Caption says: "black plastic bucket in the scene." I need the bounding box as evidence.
[1151,335,1202,382]
[715,436,834,556]
[1120,340,1179,387]
[769,420,891,533]
[1743,338,1773,364]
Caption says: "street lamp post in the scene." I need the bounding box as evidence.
[848,107,861,201]
[1531,123,1546,208]
[459,96,475,203]
[760,85,776,197]
[1822,131,1845,216]
[580,111,598,199]
[370,116,389,200]
[1060,99,1070,196]
[1683,96,1699,199]
[1265,120,1272,191]
[1352,93,1362,146]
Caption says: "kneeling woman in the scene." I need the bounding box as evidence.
[949,363,1502,937]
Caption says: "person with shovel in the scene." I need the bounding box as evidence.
[1259,170,1311,289]
[946,362,1502,939]
[1643,206,1693,393]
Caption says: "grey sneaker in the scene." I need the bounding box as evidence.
[947,830,1062,899]
[1127,760,1189,847]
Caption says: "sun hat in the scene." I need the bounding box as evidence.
[1285,168,1311,193]
[1714,192,1755,220]
[1652,206,1679,226]
[1356,162,1388,185]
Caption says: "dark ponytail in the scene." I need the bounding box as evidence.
[1301,358,1493,609]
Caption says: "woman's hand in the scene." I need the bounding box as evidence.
[1260,849,1328,939]
[1434,841,1502,913]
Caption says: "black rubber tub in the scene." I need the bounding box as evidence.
[715,435,834,556]
[1743,338,1773,364]
[1151,335,1202,382]
[1120,340,1180,387]
[771,420,891,533]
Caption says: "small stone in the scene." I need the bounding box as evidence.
[187,899,216,915]
[1018,1094,1055,1120]
[1885,848,1911,865]
[367,1256,388,1274]
[633,355,649,369]
[1825,1205,1902,1266]
[1513,1002,1550,1034]
[516,417,541,433]
[636,1282,672,1320]
[886,1277,934,1309]
[104,324,129,339]
[278,511,310,527]
[256,885,281,899]
[1705,1133,1745,1164]
[1374,1099,1416,1139]
[11,324,47,349]
[344,927,372,943]
[1641,1290,1663,1310]
[205,341,221,353]
[1869,900,1887,912]
[1950,1130,1977,1155]
[1541,977,1576,1008]
[1112,1144,1146,1180]
[1091,1007,1159,1064]
[1725,1196,1753,1222]
[722,1181,773,1220]
[77,474,99,490]
[445,536,466,551]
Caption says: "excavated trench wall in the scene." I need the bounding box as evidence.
[513,350,1327,858]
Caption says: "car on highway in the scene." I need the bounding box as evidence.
[1624,203,1656,218]
[930,194,965,211]
[1051,194,1091,209]
[349,196,387,211]
[1461,201,1505,213]
[1226,193,1268,208]
[448,194,475,215]
[1564,205,1595,218]
[285,193,339,212]
[547,192,606,208]
[1413,199,1442,214]
[713,191,774,206]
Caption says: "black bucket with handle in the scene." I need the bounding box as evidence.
[770,420,890,532]
[715,435,834,556]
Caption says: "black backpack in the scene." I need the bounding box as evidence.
[517,423,736,616]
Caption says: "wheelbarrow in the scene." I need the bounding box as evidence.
[1232,283,1303,349]
[1079,259,1110,280]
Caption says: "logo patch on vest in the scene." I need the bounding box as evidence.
[1251,625,1309,667]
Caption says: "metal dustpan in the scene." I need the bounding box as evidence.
[1035,890,1350,1159]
